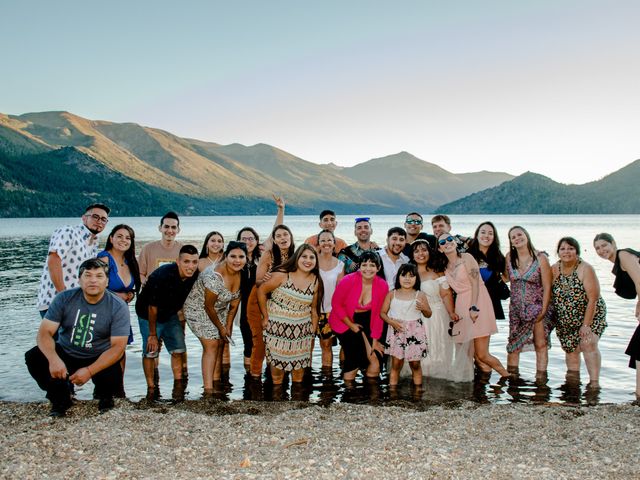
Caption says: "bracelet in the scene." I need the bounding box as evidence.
[86,366,93,377]
[148,334,157,337]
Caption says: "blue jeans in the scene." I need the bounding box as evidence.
[138,314,186,358]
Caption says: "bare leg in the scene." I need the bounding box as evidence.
[143,357,156,388]
[565,349,581,374]
[507,351,520,372]
[270,365,285,385]
[343,369,358,381]
[389,357,403,386]
[320,337,334,368]
[409,360,422,387]
[291,368,305,383]
[581,337,601,388]
[213,342,224,381]
[533,320,549,374]
[199,338,220,390]
[170,352,183,381]
[474,336,509,377]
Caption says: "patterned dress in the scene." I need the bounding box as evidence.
[507,256,553,353]
[184,267,240,340]
[552,261,607,353]
[264,275,316,371]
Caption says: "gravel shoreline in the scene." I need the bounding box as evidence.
[2,400,638,479]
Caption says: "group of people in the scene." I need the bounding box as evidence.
[25,199,640,417]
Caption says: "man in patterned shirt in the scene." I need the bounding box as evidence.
[37,203,110,317]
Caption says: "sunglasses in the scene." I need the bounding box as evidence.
[405,219,423,225]
[354,217,370,224]
[448,321,460,337]
[438,236,455,246]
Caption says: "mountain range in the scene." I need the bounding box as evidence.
[0,111,637,216]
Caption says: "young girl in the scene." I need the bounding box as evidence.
[381,263,431,387]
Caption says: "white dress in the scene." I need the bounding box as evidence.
[419,277,475,382]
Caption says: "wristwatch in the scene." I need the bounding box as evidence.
[469,305,480,312]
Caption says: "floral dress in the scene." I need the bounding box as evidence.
[385,291,428,362]
[552,261,607,353]
[507,257,553,353]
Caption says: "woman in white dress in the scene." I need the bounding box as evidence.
[412,239,475,382]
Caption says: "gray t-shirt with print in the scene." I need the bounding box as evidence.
[45,288,130,359]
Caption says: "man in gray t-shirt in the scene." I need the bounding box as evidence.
[25,258,130,417]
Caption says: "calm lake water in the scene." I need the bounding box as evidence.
[1,214,638,405]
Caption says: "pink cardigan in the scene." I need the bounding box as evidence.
[328,271,389,339]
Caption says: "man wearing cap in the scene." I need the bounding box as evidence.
[304,209,348,255]
[402,212,437,256]
[37,203,111,317]
[25,258,130,417]
[338,217,378,274]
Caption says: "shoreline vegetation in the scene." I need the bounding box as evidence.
[2,399,638,478]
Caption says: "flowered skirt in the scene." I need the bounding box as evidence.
[385,318,428,362]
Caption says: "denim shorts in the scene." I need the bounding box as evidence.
[138,314,186,357]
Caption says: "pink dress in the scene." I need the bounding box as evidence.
[445,262,498,343]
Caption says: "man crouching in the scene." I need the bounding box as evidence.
[25,258,130,417]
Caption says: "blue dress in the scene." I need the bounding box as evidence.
[98,251,135,344]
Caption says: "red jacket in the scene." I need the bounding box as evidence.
[329,271,389,339]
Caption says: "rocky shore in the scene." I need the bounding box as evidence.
[1,400,638,479]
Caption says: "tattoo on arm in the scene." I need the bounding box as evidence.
[469,267,479,280]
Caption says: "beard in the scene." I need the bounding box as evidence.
[87,227,101,235]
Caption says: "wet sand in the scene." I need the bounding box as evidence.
[2,399,638,479]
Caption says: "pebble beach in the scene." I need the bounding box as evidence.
[2,399,638,479]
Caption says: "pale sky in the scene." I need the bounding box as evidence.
[2,0,639,184]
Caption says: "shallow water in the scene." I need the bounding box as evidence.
[0,215,638,405]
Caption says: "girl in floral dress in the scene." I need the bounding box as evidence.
[381,263,431,387]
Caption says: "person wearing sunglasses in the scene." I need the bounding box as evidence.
[402,212,437,256]
[437,233,510,379]
[431,214,471,253]
[37,203,111,319]
[411,240,475,382]
[337,217,379,274]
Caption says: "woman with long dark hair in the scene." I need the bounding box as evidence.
[593,232,640,399]
[247,224,295,378]
[98,224,142,391]
[184,241,247,393]
[505,226,552,378]
[467,222,508,320]
[257,244,323,384]
[411,239,473,381]
[198,231,224,272]
[236,226,261,370]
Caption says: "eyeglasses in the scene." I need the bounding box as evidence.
[448,321,460,337]
[354,217,370,224]
[405,219,423,225]
[86,213,109,224]
[438,236,455,246]
[240,236,256,242]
